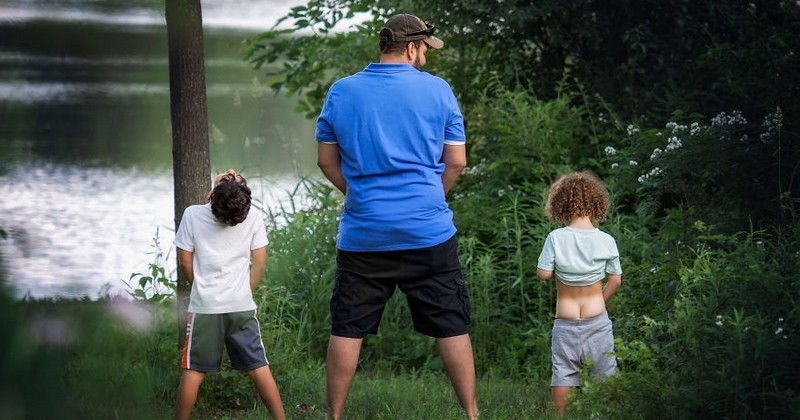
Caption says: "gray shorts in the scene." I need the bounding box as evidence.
[180,310,269,372]
[551,311,617,387]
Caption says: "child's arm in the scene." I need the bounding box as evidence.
[177,248,194,285]
[537,268,553,280]
[250,246,268,292]
[603,273,622,303]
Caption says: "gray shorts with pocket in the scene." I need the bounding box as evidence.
[181,310,269,372]
[551,311,617,387]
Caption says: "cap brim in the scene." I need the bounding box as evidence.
[424,36,444,49]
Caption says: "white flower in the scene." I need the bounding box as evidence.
[637,175,646,183]
[775,327,784,335]
[611,163,619,169]
[626,124,640,136]
[650,148,664,160]
[689,122,701,135]
[711,110,748,127]
[715,315,723,327]
[666,136,682,150]
[604,146,617,155]
[629,160,639,166]
[650,267,657,273]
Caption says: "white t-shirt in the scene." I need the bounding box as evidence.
[174,203,268,313]
[537,226,622,286]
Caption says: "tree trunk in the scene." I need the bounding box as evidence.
[165,0,210,348]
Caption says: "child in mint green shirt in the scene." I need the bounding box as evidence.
[537,171,622,416]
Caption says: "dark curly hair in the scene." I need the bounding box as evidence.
[209,172,251,226]
[544,171,610,225]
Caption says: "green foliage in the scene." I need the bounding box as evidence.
[262,178,341,361]
[243,1,379,118]
[124,227,177,302]
[603,108,793,232]
[232,2,800,417]
[452,81,619,242]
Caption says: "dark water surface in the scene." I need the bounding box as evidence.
[0,0,322,299]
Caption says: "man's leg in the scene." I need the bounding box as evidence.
[175,369,205,420]
[437,334,479,419]
[326,335,363,420]
[248,365,286,420]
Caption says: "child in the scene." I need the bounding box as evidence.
[536,171,622,416]
[174,169,285,420]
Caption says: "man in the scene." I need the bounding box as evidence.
[315,13,478,420]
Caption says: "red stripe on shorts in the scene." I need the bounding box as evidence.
[180,313,194,369]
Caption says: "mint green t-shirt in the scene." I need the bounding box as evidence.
[537,226,622,286]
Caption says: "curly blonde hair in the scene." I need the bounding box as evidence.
[544,171,610,225]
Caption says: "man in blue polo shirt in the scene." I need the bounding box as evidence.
[315,13,478,420]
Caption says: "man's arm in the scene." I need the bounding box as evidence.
[441,144,467,194]
[177,248,194,285]
[317,142,347,194]
[250,246,268,292]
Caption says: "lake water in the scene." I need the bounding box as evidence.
[0,0,332,299]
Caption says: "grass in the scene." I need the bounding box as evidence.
[6,296,558,419]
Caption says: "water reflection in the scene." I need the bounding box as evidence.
[0,0,321,299]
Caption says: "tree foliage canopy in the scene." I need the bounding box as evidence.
[247,0,800,123]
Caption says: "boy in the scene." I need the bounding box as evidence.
[174,169,285,420]
[536,171,623,416]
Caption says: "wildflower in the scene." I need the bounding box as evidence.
[647,167,662,177]
[604,146,617,155]
[629,160,639,166]
[650,267,657,273]
[711,110,748,127]
[626,124,639,136]
[656,132,663,136]
[779,317,784,322]
[689,122,701,136]
[637,175,645,183]
[650,148,663,160]
[715,315,723,327]
[611,163,619,169]
[666,136,682,150]
[775,327,784,335]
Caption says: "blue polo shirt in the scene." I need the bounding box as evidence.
[316,63,466,251]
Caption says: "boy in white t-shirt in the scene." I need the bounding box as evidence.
[174,169,285,420]
[536,171,623,416]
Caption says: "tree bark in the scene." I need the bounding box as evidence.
[165,0,210,348]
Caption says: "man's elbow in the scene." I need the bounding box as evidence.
[446,158,467,173]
